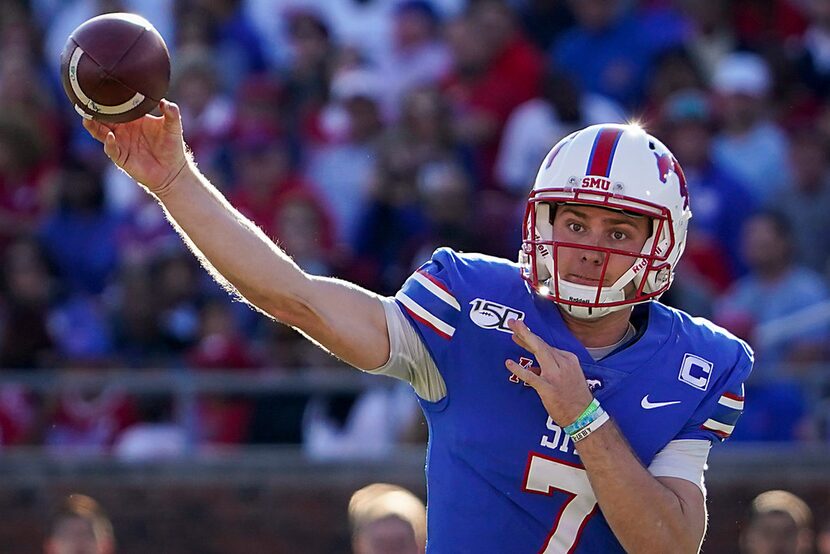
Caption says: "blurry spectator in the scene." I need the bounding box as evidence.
[169,47,234,180]
[231,75,286,143]
[716,211,830,372]
[44,493,115,554]
[732,0,808,49]
[0,115,54,253]
[113,395,186,461]
[660,89,756,293]
[48,295,114,367]
[778,127,830,275]
[395,86,467,171]
[229,131,319,238]
[376,1,451,120]
[711,52,791,204]
[187,298,260,370]
[715,212,826,441]
[42,377,137,454]
[348,483,426,554]
[740,489,814,554]
[414,161,476,257]
[642,47,707,117]
[155,250,203,354]
[496,68,624,194]
[0,384,35,449]
[552,0,683,108]
[309,0,394,66]
[113,190,179,267]
[794,0,830,102]
[675,0,737,81]
[517,0,575,51]
[273,188,336,276]
[306,67,385,244]
[304,379,422,461]
[107,265,168,368]
[281,9,335,141]
[352,150,430,292]
[39,163,120,296]
[177,0,267,93]
[187,299,258,445]
[0,239,56,368]
[443,1,543,188]
[0,53,64,163]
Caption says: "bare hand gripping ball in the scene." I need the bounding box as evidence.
[60,13,170,123]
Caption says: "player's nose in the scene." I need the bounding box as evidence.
[579,246,605,265]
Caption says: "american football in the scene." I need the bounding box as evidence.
[59,12,170,123]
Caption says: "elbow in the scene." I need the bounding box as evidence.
[626,521,699,554]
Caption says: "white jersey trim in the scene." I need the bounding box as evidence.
[412,271,461,310]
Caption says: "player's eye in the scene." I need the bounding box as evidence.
[567,222,584,233]
[611,230,628,241]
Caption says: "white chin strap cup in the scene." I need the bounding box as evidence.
[551,278,629,320]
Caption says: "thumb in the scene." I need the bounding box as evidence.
[103,131,121,164]
[160,99,182,134]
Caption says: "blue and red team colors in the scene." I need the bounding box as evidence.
[395,248,752,553]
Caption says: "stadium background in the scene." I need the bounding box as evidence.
[2,0,830,551]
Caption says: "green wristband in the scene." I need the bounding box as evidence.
[563,398,600,436]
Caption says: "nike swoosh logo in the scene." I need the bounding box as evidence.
[641,395,682,409]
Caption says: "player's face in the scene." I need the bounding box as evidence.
[44,517,103,554]
[550,204,651,293]
[740,512,801,554]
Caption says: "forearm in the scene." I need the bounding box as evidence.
[152,161,310,319]
[576,421,701,553]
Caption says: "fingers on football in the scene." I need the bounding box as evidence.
[103,131,121,164]
[82,119,112,143]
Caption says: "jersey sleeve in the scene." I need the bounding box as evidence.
[365,297,448,402]
[676,349,753,443]
[394,248,463,364]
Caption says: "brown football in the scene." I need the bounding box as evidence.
[60,13,170,123]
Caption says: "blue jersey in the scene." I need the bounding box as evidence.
[394,248,753,553]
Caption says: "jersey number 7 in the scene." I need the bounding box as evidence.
[523,453,598,553]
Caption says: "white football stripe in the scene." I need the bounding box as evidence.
[718,396,744,411]
[396,291,455,337]
[69,46,145,115]
[412,272,460,311]
[702,418,734,434]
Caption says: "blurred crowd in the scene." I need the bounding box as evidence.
[3,0,830,453]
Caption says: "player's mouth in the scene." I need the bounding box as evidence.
[565,274,606,286]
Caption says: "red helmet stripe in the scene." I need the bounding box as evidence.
[585,127,623,177]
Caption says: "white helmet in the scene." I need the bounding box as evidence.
[519,124,692,319]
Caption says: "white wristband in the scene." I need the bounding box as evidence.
[571,409,610,442]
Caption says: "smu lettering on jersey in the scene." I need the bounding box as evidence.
[395,248,753,554]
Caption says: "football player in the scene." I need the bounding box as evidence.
[83,102,752,553]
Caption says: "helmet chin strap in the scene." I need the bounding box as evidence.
[549,277,628,320]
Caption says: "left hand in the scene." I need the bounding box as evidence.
[505,318,594,427]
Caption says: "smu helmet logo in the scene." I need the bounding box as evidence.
[654,152,690,209]
[469,298,525,333]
